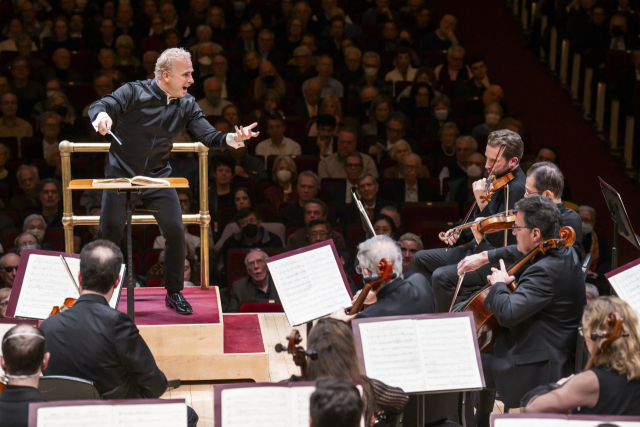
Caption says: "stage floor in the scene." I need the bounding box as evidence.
[117,288,220,325]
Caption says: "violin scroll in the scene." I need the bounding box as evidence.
[274,330,317,371]
[557,226,576,248]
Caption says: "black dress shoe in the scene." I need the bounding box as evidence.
[165,291,193,315]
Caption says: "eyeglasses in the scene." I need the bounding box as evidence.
[3,266,18,273]
[247,259,266,268]
[345,163,362,169]
[308,231,329,238]
[525,190,544,197]
[511,225,530,231]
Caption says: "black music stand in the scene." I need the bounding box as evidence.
[599,178,640,275]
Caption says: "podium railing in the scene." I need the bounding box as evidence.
[59,141,211,289]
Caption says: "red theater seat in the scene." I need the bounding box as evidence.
[402,202,459,235]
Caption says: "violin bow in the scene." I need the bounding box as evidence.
[351,187,376,239]
[60,255,80,294]
[449,273,465,313]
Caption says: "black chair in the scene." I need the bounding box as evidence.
[38,376,100,400]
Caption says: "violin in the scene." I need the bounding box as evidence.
[275,329,317,374]
[50,297,77,315]
[439,210,517,242]
[585,312,628,370]
[349,258,395,315]
[444,143,510,246]
[455,226,576,352]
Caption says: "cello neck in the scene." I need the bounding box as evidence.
[349,283,371,315]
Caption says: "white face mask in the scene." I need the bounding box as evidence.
[485,113,500,126]
[434,110,448,121]
[582,223,593,235]
[467,164,483,179]
[363,66,379,77]
[198,56,212,66]
[46,90,58,98]
[276,169,292,182]
[28,228,45,242]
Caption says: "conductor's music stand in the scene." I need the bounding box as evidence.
[598,177,640,275]
[68,178,190,321]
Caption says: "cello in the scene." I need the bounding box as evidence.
[275,329,318,375]
[455,226,576,352]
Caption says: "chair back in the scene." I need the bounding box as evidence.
[38,376,101,400]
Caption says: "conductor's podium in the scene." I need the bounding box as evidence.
[116,287,269,382]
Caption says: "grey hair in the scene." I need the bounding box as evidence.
[578,205,597,222]
[271,155,298,182]
[363,51,380,65]
[298,170,320,189]
[293,46,312,57]
[195,24,213,38]
[447,44,465,56]
[456,135,478,151]
[16,164,39,181]
[398,232,424,251]
[389,140,412,159]
[345,46,362,58]
[155,48,192,81]
[15,232,40,247]
[585,283,599,299]
[245,248,268,266]
[356,235,403,280]
[115,34,134,49]
[23,214,46,232]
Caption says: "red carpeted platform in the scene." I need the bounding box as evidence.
[117,288,220,325]
[223,315,265,353]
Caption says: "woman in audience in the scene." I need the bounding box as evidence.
[209,156,237,234]
[46,17,82,51]
[94,48,125,87]
[405,83,434,123]
[265,155,298,208]
[281,18,305,55]
[423,94,453,137]
[396,66,438,101]
[222,104,240,128]
[148,242,199,284]
[249,11,264,32]
[241,51,261,87]
[0,287,10,318]
[231,187,255,216]
[361,95,393,139]
[307,94,342,137]
[141,16,166,52]
[14,232,40,256]
[23,214,47,246]
[0,143,15,191]
[472,102,503,138]
[207,6,230,40]
[114,35,142,70]
[524,296,640,415]
[372,214,397,239]
[383,141,430,179]
[296,318,409,426]
[251,89,285,122]
[0,19,37,52]
[183,257,199,287]
[428,122,459,171]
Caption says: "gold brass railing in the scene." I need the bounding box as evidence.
[59,141,211,289]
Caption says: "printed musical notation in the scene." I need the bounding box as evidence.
[35,403,186,427]
[608,263,640,322]
[222,388,291,427]
[268,245,352,326]
[358,315,483,394]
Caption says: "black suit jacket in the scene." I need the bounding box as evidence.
[483,247,586,408]
[23,139,45,161]
[0,385,46,427]
[290,99,316,119]
[324,179,349,205]
[40,294,168,399]
[384,180,440,205]
[355,276,435,319]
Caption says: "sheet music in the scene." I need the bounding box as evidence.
[36,405,113,427]
[415,317,483,391]
[359,319,427,393]
[494,419,640,427]
[221,387,291,427]
[0,322,18,377]
[607,263,640,322]
[268,245,352,326]
[14,255,125,319]
[290,386,316,427]
[113,403,187,427]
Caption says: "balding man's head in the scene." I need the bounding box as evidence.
[259,60,276,77]
[52,48,71,69]
[305,78,322,105]
[79,240,123,295]
[1,324,48,377]
[94,75,113,98]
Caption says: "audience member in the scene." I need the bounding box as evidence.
[384,153,439,204]
[9,57,45,119]
[277,171,320,227]
[224,142,268,183]
[382,141,429,179]
[361,0,399,25]
[36,178,62,228]
[446,152,486,216]
[291,78,322,118]
[368,112,414,161]
[137,51,160,80]
[0,143,14,190]
[0,253,20,288]
[265,155,298,208]
[337,46,364,92]
[472,103,503,137]
[253,60,286,101]
[210,55,243,99]
[305,114,338,157]
[348,52,392,100]
[114,35,141,69]
[439,136,477,187]
[10,165,40,213]
[15,232,40,257]
[372,214,397,238]
[434,44,471,86]
[209,157,237,230]
[0,93,33,144]
[0,324,48,425]
[307,95,342,137]
[82,76,114,117]
[38,48,83,84]
[455,56,491,100]
[340,174,393,224]
[420,14,461,52]
[141,17,165,53]
[464,84,506,117]
[385,48,418,96]
[0,287,9,316]
[399,233,422,278]
[254,114,302,161]
[585,282,599,305]
[324,151,364,205]
[154,208,201,257]
[428,122,459,170]
[285,46,317,95]
[286,200,347,250]
[422,93,453,137]
[361,95,393,139]
[196,77,233,116]
[226,249,279,313]
[318,127,378,179]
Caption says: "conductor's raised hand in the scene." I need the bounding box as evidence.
[97,115,113,136]
[230,122,260,146]
[487,259,515,286]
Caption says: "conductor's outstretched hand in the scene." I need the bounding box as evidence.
[229,123,260,149]
[97,115,113,135]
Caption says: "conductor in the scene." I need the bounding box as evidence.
[88,48,259,315]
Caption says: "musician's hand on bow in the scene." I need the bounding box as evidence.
[228,123,260,148]
[457,252,490,275]
[472,178,489,208]
[330,307,357,323]
[487,259,515,286]
[351,289,377,306]
[470,218,485,244]
[443,229,459,246]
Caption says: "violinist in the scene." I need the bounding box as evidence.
[448,162,583,312]
[474,197,585,427]
[0,324,48,427]
[524,297,640,415]
[331,235,435,323]
[413,129,525,306]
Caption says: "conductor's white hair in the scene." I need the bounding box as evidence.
[155,48,192,81]
[356,235,402,281]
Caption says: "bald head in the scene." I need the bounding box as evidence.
[483,84,503,105]
[79,240,123,295]
[259,60,276,77]
[1,324,47,377]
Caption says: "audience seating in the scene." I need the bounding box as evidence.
[239,300,284,313]
[402,202,459,235]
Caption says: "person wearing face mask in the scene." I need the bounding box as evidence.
[15,232,41,256]
[22,213,50,249]
[578,205,612,296]
[196,77,232,116]
[446,152,486,215]
[439,136,477,191]
[44,92,82,141]
[423,94,453,138]
[347,51,393,100]
[472,102,503,138]
[265,155,298,208]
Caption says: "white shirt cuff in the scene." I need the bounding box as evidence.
[91,112,110,131]
[226,133,237,145]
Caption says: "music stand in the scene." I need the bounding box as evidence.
[68,178,189,321]
[598,177,640,274]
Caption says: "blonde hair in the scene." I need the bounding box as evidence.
[583,296,640,381]
[154,48,192,81]
[320,94,342,117]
